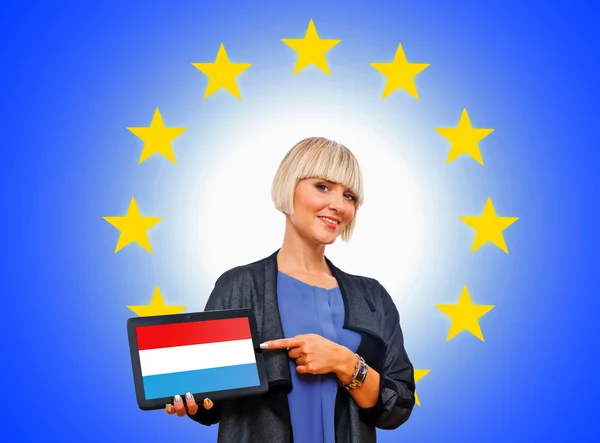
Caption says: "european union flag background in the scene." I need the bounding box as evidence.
[3,0,598,442]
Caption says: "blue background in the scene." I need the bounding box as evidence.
[2,0,598,441]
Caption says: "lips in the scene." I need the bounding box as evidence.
[318,216,340,226]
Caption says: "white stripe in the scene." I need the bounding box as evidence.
[139,338,257,376]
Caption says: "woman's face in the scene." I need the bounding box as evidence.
[289,178,357,245]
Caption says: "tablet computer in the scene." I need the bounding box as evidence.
[127,309,269,411]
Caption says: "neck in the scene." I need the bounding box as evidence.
[277,218,330,275]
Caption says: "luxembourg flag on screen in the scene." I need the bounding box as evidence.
[136,317,260,399]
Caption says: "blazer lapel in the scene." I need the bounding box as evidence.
[261,250,293,390]
[326,256,387,371]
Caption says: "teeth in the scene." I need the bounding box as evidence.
[320,217,339,224]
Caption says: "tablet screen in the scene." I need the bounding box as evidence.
[134,317,260,400]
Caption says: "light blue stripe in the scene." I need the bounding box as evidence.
[143,363,260,399]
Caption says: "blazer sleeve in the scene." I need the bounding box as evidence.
[186,269,238,426]
[357,283,416,430]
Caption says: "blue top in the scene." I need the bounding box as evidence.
[276,271,362,443]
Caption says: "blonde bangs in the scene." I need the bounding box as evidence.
[294,142,363,207]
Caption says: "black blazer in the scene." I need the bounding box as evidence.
[188,249,415,443]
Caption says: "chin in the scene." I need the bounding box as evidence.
[314,234,338,245]
[307,222,343,245]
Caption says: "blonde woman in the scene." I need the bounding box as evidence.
[167,137,416,443]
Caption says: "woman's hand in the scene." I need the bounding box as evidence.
[261,333,355,379]
[165,393,214,417]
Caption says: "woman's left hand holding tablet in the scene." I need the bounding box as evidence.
[165,393,214,417]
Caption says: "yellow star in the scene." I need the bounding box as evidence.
[414,369,430,406]
[435,109,494,165]
[127,108,186,164]
[127,286,187,316]
[436,286,495,341]
[192,43,251,99]
[460,197,519,253]
[281,19,341,75]
[370,43,429,99]
[103,197,162,253]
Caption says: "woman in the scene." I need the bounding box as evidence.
[166,137,416,442]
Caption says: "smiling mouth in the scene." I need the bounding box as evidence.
[318,216,340,225]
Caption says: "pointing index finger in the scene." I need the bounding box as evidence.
[260,338,298,350]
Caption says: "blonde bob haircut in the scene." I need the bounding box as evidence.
[271,136,364,243]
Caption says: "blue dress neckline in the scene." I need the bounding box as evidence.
[277,270,339,291]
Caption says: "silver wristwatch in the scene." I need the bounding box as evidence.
[342,354,368,390]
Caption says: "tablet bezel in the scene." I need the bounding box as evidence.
[127,309,269,411]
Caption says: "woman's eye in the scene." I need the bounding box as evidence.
[316,183,355,201]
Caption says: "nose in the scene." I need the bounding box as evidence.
[327,190,346,213]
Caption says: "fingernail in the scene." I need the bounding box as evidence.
[260,343,268,349]
[166,404,172,413]
[203,398,210,405]
[186,392,192,401]
[174,395,182,403]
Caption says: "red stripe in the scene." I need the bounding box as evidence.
[136,317,252,350]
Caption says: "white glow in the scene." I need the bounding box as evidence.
[185,104,427,311]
